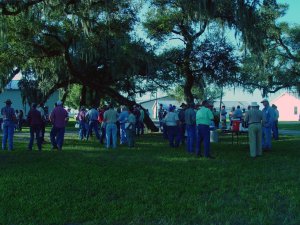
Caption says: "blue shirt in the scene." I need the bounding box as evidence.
[262,106,275,128]
[87,108,99,121]
[119,111,129,124]
[233,108,243,119]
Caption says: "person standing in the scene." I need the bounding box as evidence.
[77,106,88,141]
[1,99,16,151]
[104,104,118,148]
[272,104,279,140]
[139,105,145,135]
[49,100,68,150]
[196,100,214,158]
[125,108,136,147]
[37,103,46,143]
[98,105,107,144]
[164,106,180,148]
[118,106,129,144]
[245,102,263,158]
[158,104,165,132]
[86,105,101,141]
[220,105,227,129]
[261,99,275,151]
[18,110,24,131]
[178,103,187,145]
[233,105,243,120]
[27,103,43,151]
[185,103,196,153]
[212,108,220,129]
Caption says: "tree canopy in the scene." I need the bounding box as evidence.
[0,0,299,127]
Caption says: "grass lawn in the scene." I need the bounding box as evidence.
[278,122,300,131]
[0,132,300,225]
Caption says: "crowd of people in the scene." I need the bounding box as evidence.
[1,97,280,159]
[158,99,280,158]
[0,99,148,151]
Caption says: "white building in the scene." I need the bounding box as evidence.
[0,80,59,115]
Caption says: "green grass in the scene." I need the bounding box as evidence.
[278,122,300,131]
[0,132,300,225]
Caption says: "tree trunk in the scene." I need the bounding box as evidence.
[183,73,195,104]
[105,88,159,132]
[182,42,195,104]
[79,85,87,108]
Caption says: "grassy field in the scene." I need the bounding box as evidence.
[278,122,300,131]
[0,132,300,225]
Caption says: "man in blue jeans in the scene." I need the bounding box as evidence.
[196,100,214,158]
[164,106,180,148]
[1,99,16,151]
[185,103,196,153]
[261,99,275,151]
[86,105,101,141]
[49,100,68,150]
[104,104,118,149]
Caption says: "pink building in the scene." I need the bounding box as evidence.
[271,93,300,121]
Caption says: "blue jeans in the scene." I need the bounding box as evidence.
[262,126,272,149]
[120,123,127,144]
[126,126,135,147]
[167,125,180,147]
[87,121,100,141]
[272,120,279,140]
[28,125,42,150]
[196,124,210,157]
[106,123,117,148]
[50,126,65,149]
[79,121,87,140]
[2,121,15,150]
[186,125,196,153]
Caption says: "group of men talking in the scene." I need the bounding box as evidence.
[159,98,279,159]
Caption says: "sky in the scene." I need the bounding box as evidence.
[137,0,300,103]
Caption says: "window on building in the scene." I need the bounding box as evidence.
[294,106,298,115]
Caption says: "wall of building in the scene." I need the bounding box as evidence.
[0,90,59,116]
[271,93,300,121]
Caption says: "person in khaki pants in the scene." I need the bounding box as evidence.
[245,102,263,158]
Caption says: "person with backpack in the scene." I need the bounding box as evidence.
[1,99,17,151]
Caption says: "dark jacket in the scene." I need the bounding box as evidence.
[27,108,43,126]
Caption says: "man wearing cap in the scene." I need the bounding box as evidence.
[271,104,279,140]
[1,99,16,151]
[185,103,196,153]
[261,99,275,151]
[27,103,43,151]
[49,100,68,150]
[196,100,214,158]
[245,102,263,157]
